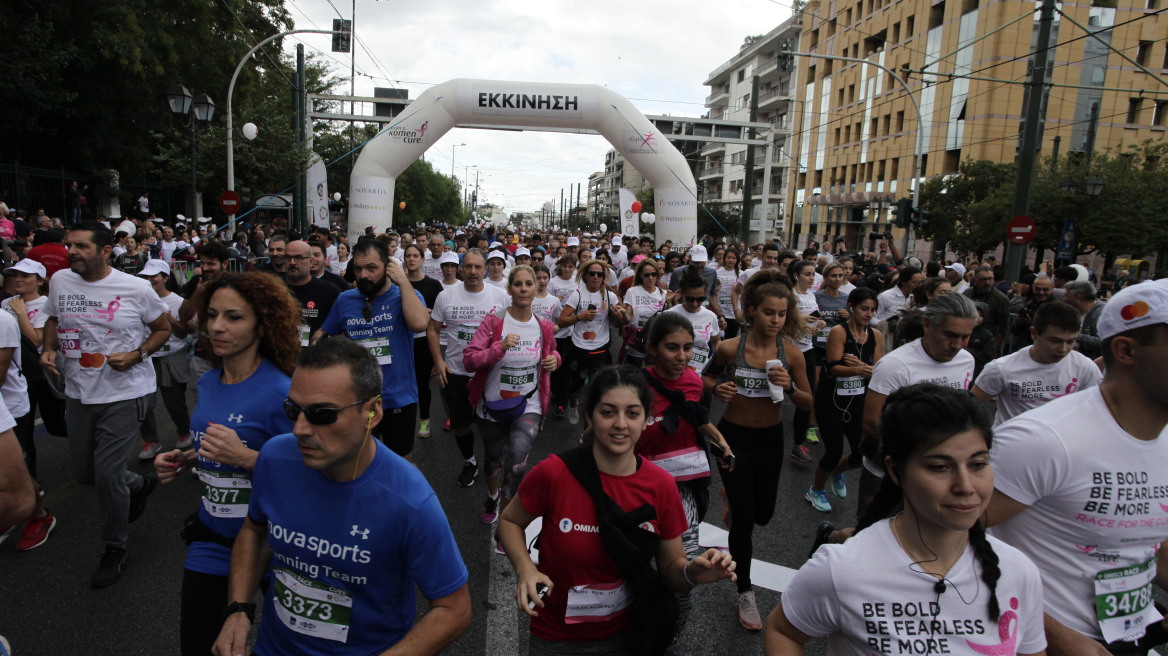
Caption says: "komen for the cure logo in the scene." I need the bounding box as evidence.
[965,597,1020,655]
[1120,301,1150,321]
[94,297,121,322]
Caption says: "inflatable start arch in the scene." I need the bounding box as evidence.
[348,78,697,245]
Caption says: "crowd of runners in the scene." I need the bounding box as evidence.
[0,211,1165,656]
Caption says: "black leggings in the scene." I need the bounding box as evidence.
[551,337,573,409]
[413,337,434,421]
[718,418,784,593]
[792,348,818,445]
[569,342,611,407]
[16,377,67,479]
[181,568,268,656]
[375,403,418,457]
[813,381,865,473]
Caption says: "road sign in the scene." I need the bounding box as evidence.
[1007,215,1036,245]
[220,190,241,215]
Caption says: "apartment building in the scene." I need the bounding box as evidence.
[701,17,804,242]
[596,148,647,222]
[788,0,1168,254]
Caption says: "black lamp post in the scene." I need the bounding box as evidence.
[167,83,216,219]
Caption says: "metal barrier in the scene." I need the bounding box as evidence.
[167,258,268,288]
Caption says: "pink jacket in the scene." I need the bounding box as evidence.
[464,310,561,416]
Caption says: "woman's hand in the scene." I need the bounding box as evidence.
[501,333,520,351]
[198,422,256,470]
[686,548,737,585]
[154,449,190,483]
[540,354,559,371]
[515,570,554,617]
[576,308,597,322]
[7,297,25,317]
[837,308,850,321]
[713,381,737,403]
[767,364,792,388]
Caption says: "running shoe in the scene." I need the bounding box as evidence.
[15,510,57,551]
[418,419,431,438]
[789,444,812,463]
[721,486,732,529]
[457,461,478,488]
[443,418,451,431]
[808,521,837,559]
[128,474,158,524]
[805,426,821,443]
[482,496,499,524]
[737,590,763,631]
[91,546,128,589]
[830,473,848,499]
[568,406,579,425]
[805,486,832,513]
[137,441,161,461]
[175,433,193,450]
[555,405,566,419]
[493,527,505,555]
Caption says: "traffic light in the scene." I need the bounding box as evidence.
[778,40,794,72]
[891,197,913,228]
[913,206,928,228]
[332,19,352,53]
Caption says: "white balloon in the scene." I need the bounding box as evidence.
[642,213,656,225]
[333,192,341,201]
[241,123,258,140]
[599,223,608,233]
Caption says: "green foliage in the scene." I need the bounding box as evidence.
[917,144,1168,260]
[393,159,465,228]
[698,205,738,238]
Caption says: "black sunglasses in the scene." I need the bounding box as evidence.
[684,295,707,303]
[283,398,371,425]
[585,270,606,278]
[363,297,373,322]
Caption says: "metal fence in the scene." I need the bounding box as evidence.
[0,163,185,220]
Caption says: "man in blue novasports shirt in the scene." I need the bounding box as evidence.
[313,238,429,460]
[214,338,470,656]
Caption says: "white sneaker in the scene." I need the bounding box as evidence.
[738,590,762,631]
[138,442,161,461]
[175,434,193,450]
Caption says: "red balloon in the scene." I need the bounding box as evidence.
[398,201,406,210]
[631,201,642,213]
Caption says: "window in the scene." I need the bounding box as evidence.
[930,2,946,29]
[835,127,842,145]
[849,84,856,103]
[896,110,905,132]
[883,113,892,135]
[1137,41,1152,67]
[810,29,820,49]
[1128,98,1143,123]
[864,29,888,56]
[1148,0,1158,9]
[1155,100,1168,126]
[738,93,751,110]
[943,149,961,174]
[877,160,887,180]
[961,0,979,14]
[845,124,852,142]
[846,7,853,23]
[893,22,901,43]
[907,15,916,36]
[839,88,846,105]
[871,117,880,137]
[890,158,899,180]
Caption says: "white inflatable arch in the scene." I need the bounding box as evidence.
[347,78,697,245]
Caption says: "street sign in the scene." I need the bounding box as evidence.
[220,190,241,215]
[1006,215,1036,245]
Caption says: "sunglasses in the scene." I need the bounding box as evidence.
[283,398,372,425]
[585,270,606,278]
[642,272,659,278]
[684,295,707,304]
[362,297,373,322]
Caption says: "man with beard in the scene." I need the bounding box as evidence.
[283,240,340,348]
[258,234,289,275]
[312,239,429,460]
[39,221,170,587]
[178,241,233,403]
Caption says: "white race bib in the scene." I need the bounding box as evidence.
[835,375,866,396]
[650,446,711,481]
[197,467,252,518]
[734,366,770,398]
[1094,555,1163,643]
[298,324,311,347]
[273,567,354,643]
[565,580,632,624]
[355,336,391,365]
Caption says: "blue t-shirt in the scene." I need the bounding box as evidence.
[320,285,424,408]
[186,359,293,576]
[250,434,468,655]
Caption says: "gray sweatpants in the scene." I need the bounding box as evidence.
[66,394,153,549]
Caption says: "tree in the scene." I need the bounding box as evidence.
[393,159,465,228]
[916,160,1016,257]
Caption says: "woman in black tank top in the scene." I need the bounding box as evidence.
[805,288,884,514]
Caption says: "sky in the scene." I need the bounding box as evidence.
[283,0,794,213]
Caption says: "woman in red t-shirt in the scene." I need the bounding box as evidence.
[638,312,736,648]
[498,365,737,655]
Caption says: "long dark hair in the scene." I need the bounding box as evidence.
[580,365,650,447]
[856,383,1001,620]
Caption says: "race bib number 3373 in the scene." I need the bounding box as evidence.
[273,567,353,643]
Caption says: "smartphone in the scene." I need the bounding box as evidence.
[708,442,736,469]
[528,582,549,610]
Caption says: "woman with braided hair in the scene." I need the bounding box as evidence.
[764,383,1047,656]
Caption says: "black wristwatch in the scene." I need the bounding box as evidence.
[223,601,256,623]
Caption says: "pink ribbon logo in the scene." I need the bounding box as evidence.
[965,597,1020,656]
[94,297,122,323]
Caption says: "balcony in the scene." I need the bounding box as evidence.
[700,164,725,178]
[705,86,730,104]
[699,191,723,202]
[701,142,726,155]
[758,88,792,109]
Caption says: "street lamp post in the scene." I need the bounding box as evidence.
[451,143,466,179]
[167,83,215,220]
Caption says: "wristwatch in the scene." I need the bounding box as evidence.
[138,348,150,362]
[223,601,256,623]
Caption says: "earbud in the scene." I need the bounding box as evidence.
[369,410,375,418]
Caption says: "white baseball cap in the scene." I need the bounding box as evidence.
[1097,278,1168,341]
[945,263,966,277]
[612,236,623,246]
[4,259,46,278]
[439,252,460,266]
[138,259,171,278]
[688,245,709,263]
[515,247,531,257]
[487,250,506,261]
[566,237,580,247]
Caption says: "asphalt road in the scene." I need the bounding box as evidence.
[0,369,851,656]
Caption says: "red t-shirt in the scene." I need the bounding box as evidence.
[518,454,687,642]
[26,243,69,279]
[637,367,702,460]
